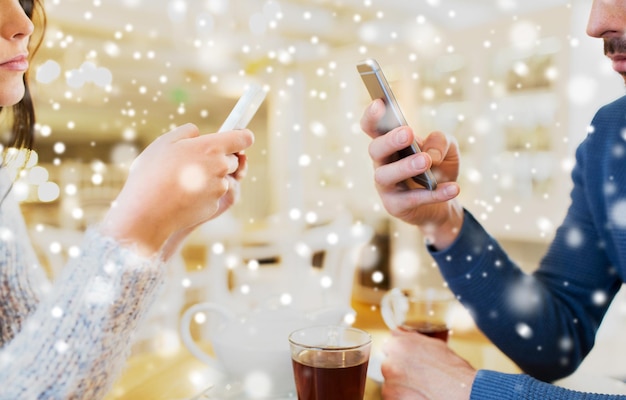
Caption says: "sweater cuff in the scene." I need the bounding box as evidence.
[471,370,530,400]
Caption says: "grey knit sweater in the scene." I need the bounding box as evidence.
[0,169,166,399]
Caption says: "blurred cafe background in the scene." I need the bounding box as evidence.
[9,0,626,397]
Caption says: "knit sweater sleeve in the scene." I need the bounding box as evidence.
[427,97,626,399]
[0,228,165,399]
[0,176,166,399]
[431,205,614,381]
[471,370,626,400]
[431,212,625,399]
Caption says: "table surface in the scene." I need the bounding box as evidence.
[104,299,519,400]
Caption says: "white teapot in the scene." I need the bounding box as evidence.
[202,210,374,315]
[180,302,355,397]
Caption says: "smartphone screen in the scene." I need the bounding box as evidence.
[219,83,267,132]
[357,58,437,191]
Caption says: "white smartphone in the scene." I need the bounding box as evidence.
[218,83,267,132]
[357,58,437,191]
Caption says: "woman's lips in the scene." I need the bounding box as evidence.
[0,55,29,72]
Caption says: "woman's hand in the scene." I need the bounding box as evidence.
[101,123,254,257]
[361,99,464,249]
[381,329,476,400]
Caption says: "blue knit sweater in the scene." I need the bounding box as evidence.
[432,95,626,399]
[0,169,165,399]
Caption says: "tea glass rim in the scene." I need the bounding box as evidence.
[288,325,372,351]
[396,287,455,301]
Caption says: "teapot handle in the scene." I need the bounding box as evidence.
[180,302,234,370]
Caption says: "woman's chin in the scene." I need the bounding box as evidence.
[0,79,26,107]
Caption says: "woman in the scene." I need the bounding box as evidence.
[0,0,255,398]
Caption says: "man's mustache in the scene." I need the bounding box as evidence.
[605,38,626,54]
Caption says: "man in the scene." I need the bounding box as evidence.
[360,0,626,399]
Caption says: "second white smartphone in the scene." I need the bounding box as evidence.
[357,58,437,191]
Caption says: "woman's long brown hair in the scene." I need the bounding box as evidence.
[2,0,46,153]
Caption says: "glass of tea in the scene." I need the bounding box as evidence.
[288,325,372,400]
[380,287,456,342]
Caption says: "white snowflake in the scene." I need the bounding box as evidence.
[506,277,541,316]
[179,163,207,193]
[84,277,115,305]
[54,340,70,354]
[51,306,63,318]
[244,371,274,398]
[610,199,626,228]
[559,336,573,352]
[591,290,608,306]
[515,322,533,339]
[565,227,584,248]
